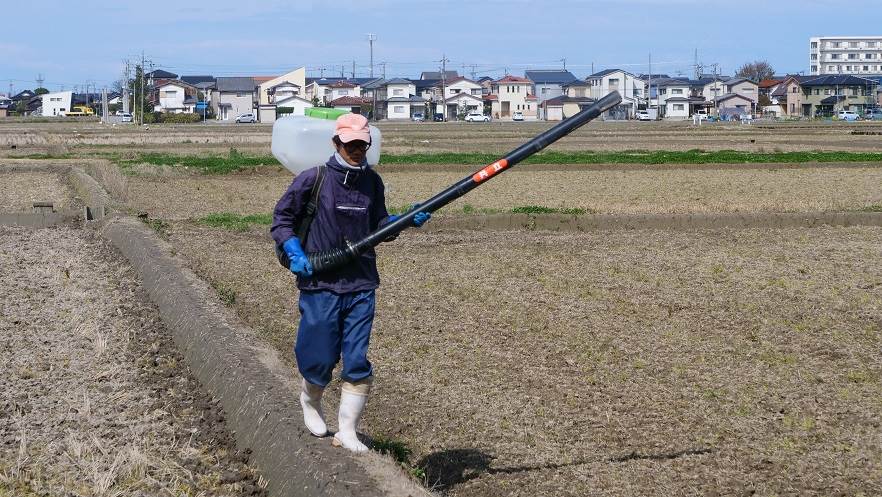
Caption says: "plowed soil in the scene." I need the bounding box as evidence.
[159,223,882,496]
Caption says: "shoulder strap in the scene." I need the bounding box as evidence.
[295,165,326,244]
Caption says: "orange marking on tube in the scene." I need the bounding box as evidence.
[472,159,509,183]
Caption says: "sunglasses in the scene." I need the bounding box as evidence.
[342,140,371,152]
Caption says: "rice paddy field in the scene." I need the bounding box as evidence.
[2,117,881,496]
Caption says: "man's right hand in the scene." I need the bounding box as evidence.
[283,237,313,277]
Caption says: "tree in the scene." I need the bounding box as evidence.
[736,60,775,82]
[34,87,49,95]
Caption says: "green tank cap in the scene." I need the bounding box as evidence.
[304,108,350,120]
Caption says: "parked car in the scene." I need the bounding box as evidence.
[864,108,882,120]
[411,112,425,122]
[235,113,256,123]
[512,111,524,121]
[635,110,652,121]
[433,113,444,122]
[464,112,490,122]
[837,110,860,121]
[119,112,132,122]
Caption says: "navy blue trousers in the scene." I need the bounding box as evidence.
[295,289,375,387]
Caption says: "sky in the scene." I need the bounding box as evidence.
[4,0,882,94]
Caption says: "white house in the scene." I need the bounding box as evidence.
[382,78,421,119]
[275,95,313,118]
[490,75,537,120]
[327,81,361,102]
[586,69,646,119]
[41,91,73,116]
[654,78,693,118]
[438,77,483,118]
[154,80,196,113]
[525,70,579,103]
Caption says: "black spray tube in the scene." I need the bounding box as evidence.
[307,91,623,274]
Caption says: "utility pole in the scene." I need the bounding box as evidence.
[367,33,376,78]
[469,64,477,80]
[7,82,12,99]
[560,58,567,71]
[648,53,652,113]
[36,74,44,89]
[122,60,131,114]
[352,60,356,80]
[379,62,386,79]
[440,54,450,121]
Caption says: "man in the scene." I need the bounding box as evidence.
[271,113,430,453]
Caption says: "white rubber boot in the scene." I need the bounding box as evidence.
[300,379,328,437]
[332,379,371,453]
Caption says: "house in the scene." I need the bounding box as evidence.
[476,76,494,95]
[698,77,728,101]
[153,80,198,113]
[586,69,646,119]
[714,93,755,118]
[539,95,595,121]
[653,78,693,118]
[41,91,73,116]
[490,75,536,120]
[723,77,759,102]
[256,67,306,122]
[437,77,483,119]
[213,77,256,121]
[379,78,424,120]
[797,75,878,117]
[327,80,361,102]
[525,70,578,103]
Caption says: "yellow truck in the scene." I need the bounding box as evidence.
[63,106,95,117]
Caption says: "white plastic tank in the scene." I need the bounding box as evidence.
[271,114,382,175]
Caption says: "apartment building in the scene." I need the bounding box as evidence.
[810,36,882,76]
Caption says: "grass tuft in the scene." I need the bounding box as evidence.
[197,212,272,231]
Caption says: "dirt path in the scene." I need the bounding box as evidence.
[0,226,265,496]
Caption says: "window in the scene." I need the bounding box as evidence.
[832,41,841,48]
[848,53,858,60]
[830,54,840,60]
[527,104,530,110]
[393,105,404,113]
[811,42,818,49]
[811,54,817,60]
[864,66,870,71]
[659,88,667,95]
[868,41,877,48]
[846,66,852,71]
[790,103,795,113]
[672,88,683,95]
[811,65,818,73]
[815,89,821,95]
[828,65,835,71]
[852,88,859,96]
[824,89,830,95]
[850,41,859,48]
[608,78,620,88]
[792,86,798,93]
[866,53,876,59]
[541,87,547,94]
[673,104,684,111]
[392,88,403,96]
[339,90,349,95]
[451,89,460,94]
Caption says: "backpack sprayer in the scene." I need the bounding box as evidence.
[274,92,622,274]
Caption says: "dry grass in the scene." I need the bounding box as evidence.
[162,222,882,496]
[0,171,81,212]
[123,164,882,220]
[4,120,882,158]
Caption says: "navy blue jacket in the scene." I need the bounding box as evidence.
[271,155,392,293]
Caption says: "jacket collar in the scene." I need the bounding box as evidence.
[326,154,368,187]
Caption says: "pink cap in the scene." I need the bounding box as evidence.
[334,113,371,143]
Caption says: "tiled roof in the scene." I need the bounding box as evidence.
[215,77,256,92]
[329,81,357,88]
[800,75,878,86]
[525,70,578,84]
[420,71,458,80]
[180,75,215,85]
[495,75,531,83]
[329,96,369,106]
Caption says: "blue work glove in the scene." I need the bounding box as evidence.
[282,237,313,277]
[408,203,431,227]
